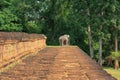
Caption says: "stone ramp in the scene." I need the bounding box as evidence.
[0,46,116,80]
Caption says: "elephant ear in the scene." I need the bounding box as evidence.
[68,35,70,38]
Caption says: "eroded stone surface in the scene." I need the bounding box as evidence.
[0,46,116,80]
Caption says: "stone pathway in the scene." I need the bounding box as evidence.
[0,46,116,80]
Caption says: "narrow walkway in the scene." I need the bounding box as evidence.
[0,46,116,80]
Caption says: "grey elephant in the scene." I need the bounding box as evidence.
[59,34,70,46]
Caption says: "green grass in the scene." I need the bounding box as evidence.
[104,67,120,80]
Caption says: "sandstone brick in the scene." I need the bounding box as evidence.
[0,32,46,68]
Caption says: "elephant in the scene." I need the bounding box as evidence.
[59,34,70,46]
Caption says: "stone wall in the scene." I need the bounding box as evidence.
[0,32,46,68]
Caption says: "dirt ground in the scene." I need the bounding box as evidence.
[0,46,116,80]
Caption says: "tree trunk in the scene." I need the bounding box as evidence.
[114,34,119,69]
[87,5,94,59]
[115,34,118,52]
[98,38,102,66]
[114,59,119,70]
[88,26,94,58]
[98,11,103,66]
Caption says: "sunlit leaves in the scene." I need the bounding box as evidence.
[0,8,22,31]
[110,52,120,60]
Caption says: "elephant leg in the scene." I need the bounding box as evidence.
[66,41,68,45]
[61,40,63,46]
[63,40,65,45]
[60,39,63,46]
[59,39,61,46]
[66,40,68,45]
[65,39,68,45]
[64,40,69,45]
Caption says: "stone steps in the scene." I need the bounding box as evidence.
[0,46,116,80]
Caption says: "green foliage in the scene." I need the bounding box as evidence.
[110,52,120,60]
[25,21,42,33]
[0,8,22,31]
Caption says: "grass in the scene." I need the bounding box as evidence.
[104,67,120,80]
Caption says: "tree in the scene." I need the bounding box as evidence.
[0,0,22,32]
[103,0,120,69]
[109,52,120,69]
[42,0,75,45]
[86,0,94,59]
[10,0,49,33]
